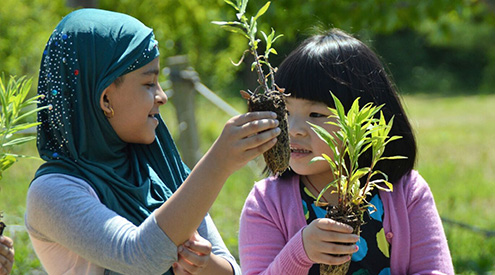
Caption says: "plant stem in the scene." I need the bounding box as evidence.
[251,47,269,93]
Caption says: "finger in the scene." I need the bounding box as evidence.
[0,237,13,249]
[233,111,277,126]
[0,244,12,259]
[184,238,212,256]
[176,254,201,274]
[232,119,279,142]
[178,245,209,268]
[241,127,280,150]
[320,241,359,255]
[0,254,12,274]
[316,218,356,234]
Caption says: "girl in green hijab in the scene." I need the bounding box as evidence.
[25,9,280,275]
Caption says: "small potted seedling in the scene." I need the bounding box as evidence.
[0,75,46,234]
[213,0,290,174]
[310,94,405,274]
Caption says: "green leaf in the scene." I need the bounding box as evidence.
[211,21,242,26]
[310,156,325,163]
[331,92,347,123]
[308,122,337,153]
[272,34,283,43]
[316,178,339,205]
[379,155,408,161]
[2,136,36,147]
[219,26,250,39]
[0,155,16,171]
[254,1,270,21]
[224,0,239,11]
[350,167,370,183]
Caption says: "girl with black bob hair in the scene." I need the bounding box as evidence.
[276,28,416,183]
[239,29,454,274]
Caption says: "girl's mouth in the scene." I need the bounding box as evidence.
[290,147,312,158]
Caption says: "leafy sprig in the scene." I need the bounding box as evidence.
[310,93,406,211]
[0,75,46,180]
[212,0,283,94]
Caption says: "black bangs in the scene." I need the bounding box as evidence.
[274,28,414,129]
[275,29,393,112]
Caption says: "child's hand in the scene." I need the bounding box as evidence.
[0,236,14,275]
[210,111,280,175]
[173,231,212,274]
[302,218,359,265]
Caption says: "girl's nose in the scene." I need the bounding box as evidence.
[155,84,167,105]
[288,115,307,137]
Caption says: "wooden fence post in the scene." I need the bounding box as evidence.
[166,56,201,168]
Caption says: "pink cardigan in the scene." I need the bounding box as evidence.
[239,170,454,275]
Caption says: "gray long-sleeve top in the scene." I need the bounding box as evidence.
[25,173,241,275]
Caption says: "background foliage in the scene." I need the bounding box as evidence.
[1,0,494,274]
[1,0,495,96]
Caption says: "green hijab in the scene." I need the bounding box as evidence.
[35,8,190,227]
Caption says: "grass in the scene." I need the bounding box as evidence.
[403,94,495,274]
[1,94,494,274]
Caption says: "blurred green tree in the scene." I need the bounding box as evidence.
[0,0,69,81]
[0,0,493,95]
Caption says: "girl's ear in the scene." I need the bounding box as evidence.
[100,85,114,118]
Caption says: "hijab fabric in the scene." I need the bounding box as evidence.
[35,8,190,226]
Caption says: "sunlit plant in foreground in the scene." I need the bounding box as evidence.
[0,74,46,235]
[309,93,406,274]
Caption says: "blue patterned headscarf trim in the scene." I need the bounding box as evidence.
[34,9,189,228]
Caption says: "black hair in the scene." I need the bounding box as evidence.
[275,28,416,184]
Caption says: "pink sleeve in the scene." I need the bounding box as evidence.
[239,187,313,275]
[406,173,455,275]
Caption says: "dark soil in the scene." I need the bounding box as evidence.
[320,205,363,275]
[246,90,290,174]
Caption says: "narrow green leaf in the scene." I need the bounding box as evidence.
[316,178,338,205]
[2,136,36,147]
[224,0,239,10]
[254,1,270,20]
[219,26,249,39]
[379,155,408,161]
[211,21,243,26]
[0,155,17,171]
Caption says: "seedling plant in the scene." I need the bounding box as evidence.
[310,93,405,274]
[213,0,290,174]
[0,75,46,234]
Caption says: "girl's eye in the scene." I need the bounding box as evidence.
[145,83,156,88]
[309,112,327,118]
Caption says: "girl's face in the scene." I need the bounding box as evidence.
[101,57,167,144]
[287,97,339,182]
